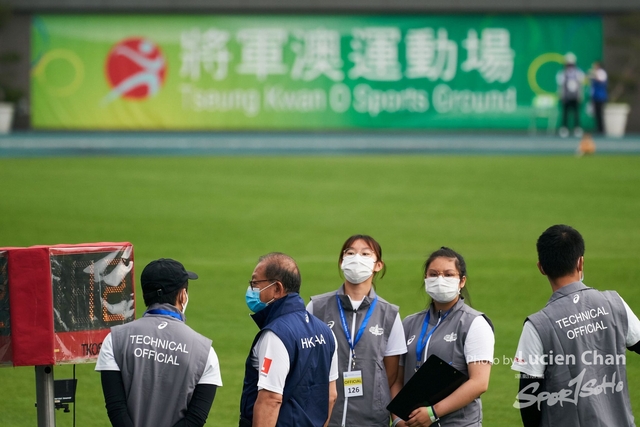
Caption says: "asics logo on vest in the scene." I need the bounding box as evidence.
[407,335,416,345]
[369,324,384,336]
[158,321,168,329]
[444,332,457,342]
[573,294,580,303]
[327,321,335,329]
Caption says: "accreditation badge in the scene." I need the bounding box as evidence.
[343,370,364,397]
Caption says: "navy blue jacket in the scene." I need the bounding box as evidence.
[240,293,335,427]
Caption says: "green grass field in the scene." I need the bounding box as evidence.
[1,154,639,426]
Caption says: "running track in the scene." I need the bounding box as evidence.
[2,132,640,157]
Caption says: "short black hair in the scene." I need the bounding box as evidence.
[143,283,188,307]
[258,252,301,294]
[537,225,585,279]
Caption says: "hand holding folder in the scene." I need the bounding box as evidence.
[387,355,468,421]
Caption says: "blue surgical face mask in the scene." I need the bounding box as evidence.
[245,282,276,313]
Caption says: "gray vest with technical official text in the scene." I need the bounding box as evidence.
[110,303,212,427]
[527,282,634,427]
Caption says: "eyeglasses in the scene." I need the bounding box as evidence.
[343,248,375,258]
[248,279,275,291]
[425,270,460,278]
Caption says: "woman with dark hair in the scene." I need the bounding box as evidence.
[308,234,407,427]
[392,247,494,427]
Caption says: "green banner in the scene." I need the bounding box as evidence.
[31,15,602,130]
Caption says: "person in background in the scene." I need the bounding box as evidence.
[512,225,640,427]
[557,52,586,138]
[392,247,494,427]
[589,61,608,135]
[96,258,222,427]
[240,252,338,427]
[308,235,407,427]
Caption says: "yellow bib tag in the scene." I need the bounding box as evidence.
[343,370,363,397]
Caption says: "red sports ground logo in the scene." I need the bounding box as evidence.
[103,37,167,104]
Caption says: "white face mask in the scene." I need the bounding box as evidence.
[181,291,189,314]
[341,254,376,284]
[424,276,460,303]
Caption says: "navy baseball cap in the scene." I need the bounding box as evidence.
[141,258,198,298]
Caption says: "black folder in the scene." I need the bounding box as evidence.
[387,354,468,421]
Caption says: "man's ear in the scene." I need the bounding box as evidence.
[537,261,547,276]
[275,281,286,297]
[179,288,188,305]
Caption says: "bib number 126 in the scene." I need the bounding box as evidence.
[343,370,363,397]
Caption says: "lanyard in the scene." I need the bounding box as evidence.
[144,308,184,322]
[336,293,378,365]
[415,308,452,371]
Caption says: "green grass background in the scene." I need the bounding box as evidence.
[1,154,639,426]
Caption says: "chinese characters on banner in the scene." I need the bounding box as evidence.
[175,25,518,120]
[30,15,602,130]
[179,26,515,84]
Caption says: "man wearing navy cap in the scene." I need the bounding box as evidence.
[96,258,222,427]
